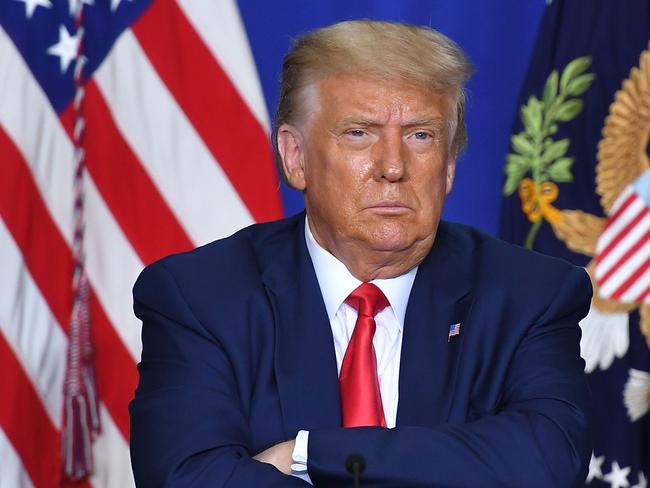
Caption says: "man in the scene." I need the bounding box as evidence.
[130,20,592,487]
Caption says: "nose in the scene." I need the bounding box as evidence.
[373,130,406,182]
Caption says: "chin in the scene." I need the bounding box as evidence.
[366,222,415,252]
[369,241,411,253]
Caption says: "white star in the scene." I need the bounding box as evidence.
[46,25,81,74]
[603,461,631,488]
[632,472,648,488]
[110,0,133,12]
[67,0,93,16]
[587,453,605,483]
[14,0,52,19]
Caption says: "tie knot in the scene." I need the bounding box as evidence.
[345,283,389,317]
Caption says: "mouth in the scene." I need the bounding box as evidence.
[366,201,411,214]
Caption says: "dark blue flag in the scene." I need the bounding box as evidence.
[500,1,650,486]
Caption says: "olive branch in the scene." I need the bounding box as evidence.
[503,56,595,195]
[502,56,595,249]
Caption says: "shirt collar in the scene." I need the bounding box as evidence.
[305,215,417,329]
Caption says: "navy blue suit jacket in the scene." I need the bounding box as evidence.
[130,213,593,487]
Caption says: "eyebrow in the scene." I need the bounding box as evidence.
[337,116,445,129]
[402,117,445,129]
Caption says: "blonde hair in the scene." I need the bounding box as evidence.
[274,20,474,182]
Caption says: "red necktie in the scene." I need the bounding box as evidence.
[339,283,389,428]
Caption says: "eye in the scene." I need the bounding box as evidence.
[347,129,367,137]
[413,131,432,141]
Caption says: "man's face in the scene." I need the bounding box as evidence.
[280,73,457,264]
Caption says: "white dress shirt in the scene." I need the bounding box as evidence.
[290,217,417,483]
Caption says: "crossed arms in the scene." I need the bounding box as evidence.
[130,260,592,487]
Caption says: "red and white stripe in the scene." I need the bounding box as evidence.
[0,0,282,485]
[595,185,650,304]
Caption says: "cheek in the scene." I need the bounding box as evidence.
[342,158,375,195]
[303,153,362,216]
[316,152,372,193]
[411,165,449,212]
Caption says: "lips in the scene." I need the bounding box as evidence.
[369,201,409,208]
[366,201,411,214]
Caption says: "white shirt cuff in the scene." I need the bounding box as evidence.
[290,430,312,485]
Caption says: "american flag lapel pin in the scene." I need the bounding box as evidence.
[448,322,461,342]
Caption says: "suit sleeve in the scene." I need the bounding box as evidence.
[129,260,309,488]
[307,266,593,488]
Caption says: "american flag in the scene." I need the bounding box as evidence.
[448,322,461,341]
[0,0,282,486]
[595,170,650,304]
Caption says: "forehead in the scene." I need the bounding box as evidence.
[313,73,449,124]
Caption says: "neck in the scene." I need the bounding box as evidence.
[333,241,431,281]
[308,219,433,281]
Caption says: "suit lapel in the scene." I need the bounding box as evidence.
[396,222,474,428]
[257,216,476,433]
[259,214,341,436]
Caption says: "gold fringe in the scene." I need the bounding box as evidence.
[551,210,605,257]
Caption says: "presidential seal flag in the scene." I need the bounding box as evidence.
[0,0,281,486]
[595,171,650,305]
[500,0,650,485]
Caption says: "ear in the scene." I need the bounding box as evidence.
[445,157,457,195]
[277,124,306,190]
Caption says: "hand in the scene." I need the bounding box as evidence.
[253,439,296,475]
